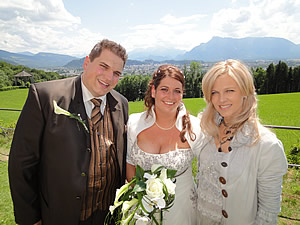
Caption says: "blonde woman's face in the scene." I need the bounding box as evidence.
[211,74,244,122]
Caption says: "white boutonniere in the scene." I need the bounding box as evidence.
[53,100,89,133]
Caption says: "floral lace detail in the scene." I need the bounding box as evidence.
[197,140,223,223]
[127,140,194,174]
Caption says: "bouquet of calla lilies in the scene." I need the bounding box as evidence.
[106,164,177,225]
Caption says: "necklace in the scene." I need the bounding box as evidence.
[218,118,234,152]
[155,121,176,130]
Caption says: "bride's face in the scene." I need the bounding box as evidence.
[151,76,183,115]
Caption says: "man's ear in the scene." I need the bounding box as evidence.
[83,56,90,70]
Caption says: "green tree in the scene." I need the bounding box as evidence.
[287,67,293,93]
[265,63,275,94]
[274,61,288,93]
[138,75,151,100]
[292,66,300,92]
[184,61,203,98]
[253,67,266,94]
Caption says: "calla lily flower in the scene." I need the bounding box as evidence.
[122,198,138,215]
[53,100,72,116]
[53,100,89,133]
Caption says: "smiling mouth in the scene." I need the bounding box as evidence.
[219,104,231,109]
[164,101,175,105]
[98,79,109,87]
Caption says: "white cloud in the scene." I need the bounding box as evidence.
[122,14,210,51]
[0,0,103,56]
[0,0,299,56]
[160,14,205,25]
[211,0,300,43]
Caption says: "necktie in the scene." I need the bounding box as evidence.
[90,98,102,127]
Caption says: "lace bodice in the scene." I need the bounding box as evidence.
[127,140,194,174]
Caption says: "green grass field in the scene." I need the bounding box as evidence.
[0,89,28,126]
[0,90,299,224]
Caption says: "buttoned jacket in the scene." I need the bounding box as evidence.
[197,123,288,224]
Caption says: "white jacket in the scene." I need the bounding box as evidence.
[197,123,288,225]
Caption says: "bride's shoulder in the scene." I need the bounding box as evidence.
[128,111,153,136]
[189,114,201,130]
[128,111,150,124]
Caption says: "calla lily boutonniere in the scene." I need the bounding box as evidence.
[53,100,89,133]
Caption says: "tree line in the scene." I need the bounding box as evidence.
[0,61,66,89]
[116,61,300,101]
[0,60,299,99]
[252,61,300,94]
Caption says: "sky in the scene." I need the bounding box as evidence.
[0,0,300,57]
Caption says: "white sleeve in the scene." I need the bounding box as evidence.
[189,115,206,157]
[255,138,288,224]
[126,115,136,166]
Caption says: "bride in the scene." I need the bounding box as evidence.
[126,64,203,225]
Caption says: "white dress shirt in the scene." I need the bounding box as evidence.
[81,78,106,118]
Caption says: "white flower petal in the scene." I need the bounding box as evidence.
[142,196,153,214]
[53,100,71,116]
[109,205,116,214]
[122,198,138,214]
[164,178,176,195]
[144,172,156,180]
[159,168,167,180]
[156,198,166,209]
[146,178,164,200]
[136,216,150,225]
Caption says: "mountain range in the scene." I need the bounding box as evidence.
[1,36,300,69]
[0,50,77,68]
[180,36,300,61]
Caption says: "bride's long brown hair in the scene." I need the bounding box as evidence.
[144,64,195,142]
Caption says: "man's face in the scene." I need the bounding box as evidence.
[82,49,124,97]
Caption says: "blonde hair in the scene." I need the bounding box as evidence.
[199,59,260,143]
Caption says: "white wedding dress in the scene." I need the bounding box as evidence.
[127,140,198,225]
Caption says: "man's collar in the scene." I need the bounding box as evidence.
[81,77,107,105]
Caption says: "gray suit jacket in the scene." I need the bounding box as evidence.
[8,75,128,225]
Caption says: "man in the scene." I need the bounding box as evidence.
[8,39,128,225]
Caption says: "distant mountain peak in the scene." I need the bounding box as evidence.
[0,50,78,68]
[182,36,300,61]
[17,51,35,56]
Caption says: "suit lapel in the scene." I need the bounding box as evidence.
[69,75,89,138]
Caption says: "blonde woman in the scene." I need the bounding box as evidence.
[196,59,288,224]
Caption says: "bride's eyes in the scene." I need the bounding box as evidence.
[159,88,168,93]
